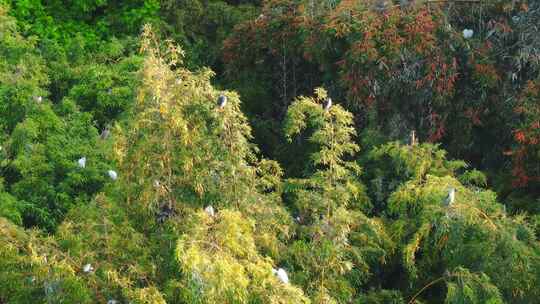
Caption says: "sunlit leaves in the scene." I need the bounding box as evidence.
[176,209,309,304]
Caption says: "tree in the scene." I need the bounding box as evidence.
[283,88,390,303]
[367,142,540,303]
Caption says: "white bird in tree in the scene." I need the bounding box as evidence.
[204,205,215,217]
[34,96,43,103]
[444,188,456,206]
[217,95,227,109]
[108,170,118,181]
[409,130,418,146]
[82,263,94,273]
[107,300,118,304]
[462,29,474,39]
[100,126,110,140]
[323,97,332,112]
[78,157,86,168]
[272,268,289,284]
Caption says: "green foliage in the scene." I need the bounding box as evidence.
[7,101,110,231]
[0,2,540,304]
[0,7,112,231]
[4,0,160,45]
[0,218,94,303]
[0,188,21,225]
[176,209,309,303]
[161,0,258,69]
[444,268,503,304]
[357,289,404,304]
[365,142,466,212]
[0,5,48,134]
[283,90,390,303]
[375,143,540,303]
[64,52,142,127]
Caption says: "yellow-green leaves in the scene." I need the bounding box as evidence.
[176,209,309,304]
[283,89,387,303]
[118,26,263,219]
[284,88,359,171]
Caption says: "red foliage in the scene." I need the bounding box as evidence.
[510,80,540,188]
[514,130,526,144]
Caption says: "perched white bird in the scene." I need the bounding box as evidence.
[462,29,474,39]
[204,205,215,217]
[153,180,160,188]
[409,130,418,146]
[100,127,110,140]
[272,268,289,284]
[108,170,118,181]
[34,96,43,103]
[217,95,227,109]
[82,263,94,273]
[107,300,118,304]
[78,157,86,168]
[323,97,332,112]
[444,188,455,206]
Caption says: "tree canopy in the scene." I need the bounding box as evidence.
[0,1,540,303]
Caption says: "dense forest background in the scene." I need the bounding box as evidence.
[0,0,539,303]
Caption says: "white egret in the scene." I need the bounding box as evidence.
[272,267,289,284]
[323,97,332,112]
[444,188,456,206]
[463,29,474,39]
[82,263,94,273]
[204,205,216,217]
[100,127,110,140]
[108,170,118,181]
[78,157,86,168]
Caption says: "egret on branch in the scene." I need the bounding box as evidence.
[323,97,332,112]
[100,126,110,140]
[272,267,289,284]
[108,170,118,181]
[205,205,216,217]
[463,29,474,39]
[444,188,456,206]
[78,157,86,168]
[82,263,94,273]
